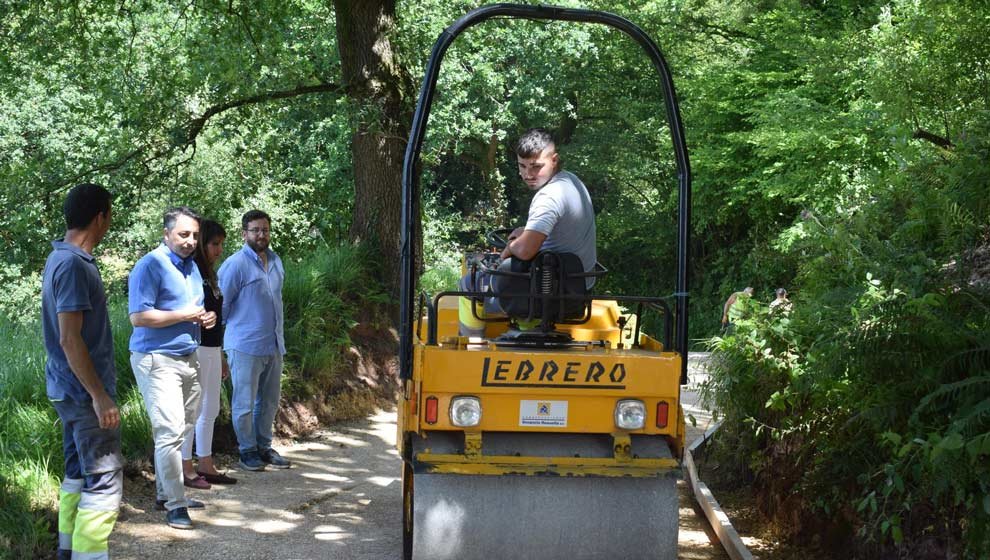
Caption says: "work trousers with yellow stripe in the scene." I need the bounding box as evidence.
[53,398,123,560]
[458,268,541,336]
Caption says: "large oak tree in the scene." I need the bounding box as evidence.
[334,0,413,288]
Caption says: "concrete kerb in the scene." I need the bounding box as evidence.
[683,419,753,560]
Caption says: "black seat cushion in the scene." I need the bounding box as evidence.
[494,252,588,323]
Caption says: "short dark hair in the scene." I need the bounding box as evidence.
[241,209,271,230]
[515,128,556,158]
[163,206,201,231]
[64,183,112,230]
[776,288,788,297]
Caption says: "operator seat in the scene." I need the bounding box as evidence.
[490,251,596,341]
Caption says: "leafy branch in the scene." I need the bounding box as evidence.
[913,128,954,149]
[56,82,343,192]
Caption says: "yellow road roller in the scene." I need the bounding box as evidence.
[396,5,692,559]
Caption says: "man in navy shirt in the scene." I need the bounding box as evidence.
[219,209,291,471]
[41,183,120,560]
[128,206,216,530]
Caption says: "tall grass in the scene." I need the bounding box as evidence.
[281,243,388,400]
[0,321,47,404]
[0,451,57,560]
[0,321,62,559]
[118,385,153,458]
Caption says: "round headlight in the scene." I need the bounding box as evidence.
[614,399,645,430]
[449,397,482,427]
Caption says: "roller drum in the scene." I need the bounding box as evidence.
[411,472,678,560]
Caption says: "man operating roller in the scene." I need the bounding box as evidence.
[458,127,597,336]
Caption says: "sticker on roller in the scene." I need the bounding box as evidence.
[520,400,568,427]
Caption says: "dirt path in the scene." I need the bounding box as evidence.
[111,354,726,559]
[111,411,403,559]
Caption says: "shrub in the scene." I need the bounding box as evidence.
[278,243,388,400]
[702,134,990,557]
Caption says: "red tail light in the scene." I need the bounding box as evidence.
[656,401,669,429]
[425,396,439,424]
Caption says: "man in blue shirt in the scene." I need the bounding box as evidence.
[42,183,121,560]
[128,206,216,530]
[219,209,291,471]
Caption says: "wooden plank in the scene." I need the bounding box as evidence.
[684,421,753,560]
[691,478,753,560]
[688,419,723,454]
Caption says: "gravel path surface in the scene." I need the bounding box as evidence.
[111,353,725,559]
[111,411,402,559]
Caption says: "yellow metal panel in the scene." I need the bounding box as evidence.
[432,298,636,343]
[415,452,679,477]
[421,345,680,394]
[406,298,685,457]
[419,393,680,435]
[413,345,682,437]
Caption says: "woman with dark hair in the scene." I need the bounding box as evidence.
[180,219,237,486]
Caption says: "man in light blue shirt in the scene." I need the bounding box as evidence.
[218,209,290,471]
[128,206,216,530]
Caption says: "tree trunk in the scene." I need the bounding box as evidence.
[333,0,413,296]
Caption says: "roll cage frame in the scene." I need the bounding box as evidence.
[398,3,692,383]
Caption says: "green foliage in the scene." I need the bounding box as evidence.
[704,126,990,556]
[0,321,61,557]
[0,263,42,326]
[698,6,990,554]
[118,385,153,459]
[281,243,389,400]
[0,0,348,284]
[0,452,58,560]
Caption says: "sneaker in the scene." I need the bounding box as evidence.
[238,451,266,471]
[166,507,193,530]
[155,499,205,512]
[260,448,291,469]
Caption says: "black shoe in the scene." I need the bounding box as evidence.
[260,448,291,469]
[166,507,193,530]
[155,499,205,511]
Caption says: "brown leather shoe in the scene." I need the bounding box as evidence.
[197,470,238,485]
[183,475,211,490]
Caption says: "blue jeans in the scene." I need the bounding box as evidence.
[227,350,283,454]
[457,270,507,336]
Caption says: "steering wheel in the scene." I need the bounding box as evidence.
[486,227,518,250]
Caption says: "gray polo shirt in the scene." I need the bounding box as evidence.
[525,170,597,287]
[41,240,116,401]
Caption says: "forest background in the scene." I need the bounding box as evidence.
[1,0,988,558]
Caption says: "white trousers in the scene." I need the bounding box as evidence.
[130,352,200,510]
[182,345,223,460]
